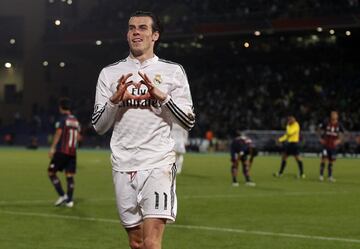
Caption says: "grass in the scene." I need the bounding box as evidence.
[0,148,359,249]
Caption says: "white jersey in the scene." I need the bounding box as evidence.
[92,55,195,171]
[171,122,188,154]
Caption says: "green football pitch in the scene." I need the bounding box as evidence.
[0,148,359,249]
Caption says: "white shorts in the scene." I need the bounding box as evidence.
[112,164,177,228]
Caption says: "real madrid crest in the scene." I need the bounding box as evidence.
[154,74,162,85]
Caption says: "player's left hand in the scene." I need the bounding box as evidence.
[48,148,55,158]
[138,71,167,102]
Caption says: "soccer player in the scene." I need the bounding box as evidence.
[171,122,189,174]
[92,11,195,249]
[48,97,80,208]
[318,111,344,182]
[274,115,305,178]
[230,134,257,187]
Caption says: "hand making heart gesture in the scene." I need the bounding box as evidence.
[110,72,168,104]
[138,71,167,102]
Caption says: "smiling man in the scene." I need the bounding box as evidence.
[92,11,195,249]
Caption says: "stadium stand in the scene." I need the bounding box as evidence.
[1,0,360,152]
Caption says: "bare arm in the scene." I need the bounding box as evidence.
[49,128,62,158]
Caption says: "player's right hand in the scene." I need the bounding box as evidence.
[275,139,281,146]
[110,73,135,104]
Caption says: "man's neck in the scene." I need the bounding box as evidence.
[130,51,154,63]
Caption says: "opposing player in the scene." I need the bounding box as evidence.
[92,11,195,249]
[171,122,189,174]
[318,111,344,182]
[48,97,80,207]
[230,134,257,187]
[274,115,305,178]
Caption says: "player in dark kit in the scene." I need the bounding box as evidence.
[318,111,344,182]
[48,98,80,207]
[230,134,257,187]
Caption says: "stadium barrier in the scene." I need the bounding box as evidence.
[187,130,360,155]
[2,129,360,156]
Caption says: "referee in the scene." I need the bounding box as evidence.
[274,115,305,178]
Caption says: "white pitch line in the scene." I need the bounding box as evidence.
[181,191,348,199]
[0,198,115,205]
[0,191,349,205]
[0,210,119,223]
[172,224,360,244]
[0,198,115,206]
[0,210,359,244]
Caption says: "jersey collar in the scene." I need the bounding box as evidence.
[127,55,159,68]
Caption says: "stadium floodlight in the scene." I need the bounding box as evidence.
[9,38,16,44]
[311,35,319,41]
[316,27,323,32]
[345,31,351,36]
[329,29,335,35]
[328,35,337,43]
[55,19,61,26]
[95,40,102,46]
[161,43,169,48]
[59,62,66,67]
[5,62,12,68]
[254,31,261,36]
[43,61,49,67]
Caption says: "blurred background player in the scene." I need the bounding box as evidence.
[47,97,80,207]
[318,111,344,182]
[230,133,257,187]
[274,115,305,178]
[171,122,189,174]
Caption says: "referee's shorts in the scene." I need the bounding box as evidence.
[284,142,300,156]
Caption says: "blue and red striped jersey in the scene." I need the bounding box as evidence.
[319,121,344,149]
[55,114,80,156]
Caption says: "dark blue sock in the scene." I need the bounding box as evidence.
[49,175,65,196]
[297,160,304,175]
[231,166,237,183]
[328,163,333,177]
[242,163,251,182]
[66,176,75,202]
[279,160,286,174]
[320,162,325,176]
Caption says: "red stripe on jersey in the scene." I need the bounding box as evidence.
[57,116,79,156]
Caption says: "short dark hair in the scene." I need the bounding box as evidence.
[59,97,71,111]
[129,11,163,46]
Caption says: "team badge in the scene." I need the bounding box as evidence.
[154,74,162,85]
